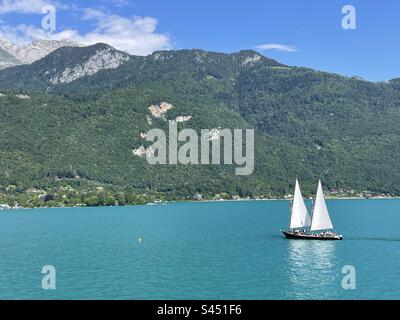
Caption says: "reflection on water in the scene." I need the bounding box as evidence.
[286,240,340,299]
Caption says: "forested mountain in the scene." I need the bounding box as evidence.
[1,43,400,207]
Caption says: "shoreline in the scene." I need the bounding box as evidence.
[2,195,400,211]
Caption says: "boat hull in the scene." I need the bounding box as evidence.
[281,230,343,240]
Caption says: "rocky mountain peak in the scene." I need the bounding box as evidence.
[0,38,82,68]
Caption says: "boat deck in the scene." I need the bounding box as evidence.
[281,230,343,240]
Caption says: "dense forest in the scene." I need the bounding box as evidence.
[1,44,400,207]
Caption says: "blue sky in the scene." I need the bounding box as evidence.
[0,0,399,81]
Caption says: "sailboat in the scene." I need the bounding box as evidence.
[281,180,343,240]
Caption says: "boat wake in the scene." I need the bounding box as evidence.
[346,236,400,242]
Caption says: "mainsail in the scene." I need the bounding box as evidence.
[289,179,311,229]
[310,180,333,231]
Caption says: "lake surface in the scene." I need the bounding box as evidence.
[1,199,400,299]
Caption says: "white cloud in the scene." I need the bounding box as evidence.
[0,23,79,45]
[255,43,298,52]
[0,0,64,14]
[102,0,135,8]
[81,8,104,20]
[0,5,173,55]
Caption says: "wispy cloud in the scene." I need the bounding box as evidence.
[102,0,135,8]
[0,0,66,14]
[255,43,298,52]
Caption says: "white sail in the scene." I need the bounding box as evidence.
[289,179,311,229]
[310,180,333,231]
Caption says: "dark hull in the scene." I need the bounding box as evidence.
[281,230,343,240]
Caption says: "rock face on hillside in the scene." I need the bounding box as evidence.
[50,47,129,84]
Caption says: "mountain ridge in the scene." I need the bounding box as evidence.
[0,38,81,69]
[0,44,286,93]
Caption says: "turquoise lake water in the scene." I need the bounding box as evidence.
[1,199,400,299]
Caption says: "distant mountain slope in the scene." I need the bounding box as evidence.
[11,39,81,64]
[0,38,81,70]
[0,48,21,69]
[1,44,400,204]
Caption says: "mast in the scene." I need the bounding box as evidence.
[310,180,333,232]
[289,179,311,229]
